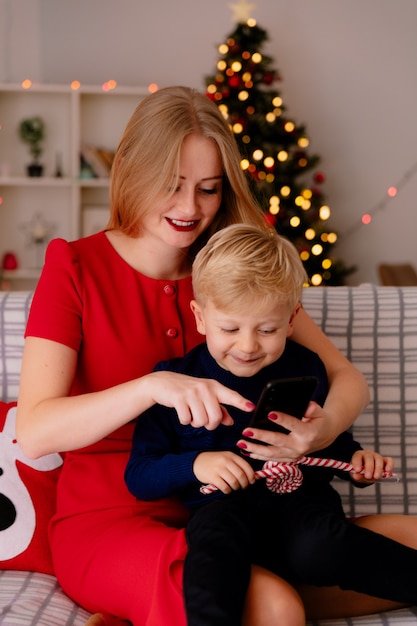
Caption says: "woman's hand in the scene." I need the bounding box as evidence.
[148,371,255,430]
[193,451,256,494]
[349,449,394,483]
[237,401,329,462]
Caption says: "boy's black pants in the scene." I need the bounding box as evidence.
[183,479,417,626]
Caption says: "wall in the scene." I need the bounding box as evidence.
[1,0,416,285]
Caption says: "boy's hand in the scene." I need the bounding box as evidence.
[350,449,394,483]
[193,451,256,494]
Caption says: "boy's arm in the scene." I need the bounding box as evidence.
[124,407,200,501]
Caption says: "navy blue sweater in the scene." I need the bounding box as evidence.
[125,340,362,508]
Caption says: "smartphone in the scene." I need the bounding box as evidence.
[247,376,318,435]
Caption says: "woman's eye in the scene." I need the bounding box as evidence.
[201,187,219,195]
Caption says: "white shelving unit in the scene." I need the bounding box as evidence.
[0,82,149,289]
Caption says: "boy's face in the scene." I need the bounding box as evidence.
[190,298,299,377]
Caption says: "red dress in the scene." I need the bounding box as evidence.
[25,232,202,625]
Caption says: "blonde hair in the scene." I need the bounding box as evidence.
[107,86,266,254]
[192,224,307,313]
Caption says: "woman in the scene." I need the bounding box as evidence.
[16,86,413,626]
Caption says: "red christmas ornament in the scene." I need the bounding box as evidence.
[263,72,274,85]
[264,213,276,227]
[228,75,241,88]
[314,172,326,184]
[2,252,18,270]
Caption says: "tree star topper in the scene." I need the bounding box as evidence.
[229,0,256,23]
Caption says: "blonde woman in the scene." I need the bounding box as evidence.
[17,87,405,626]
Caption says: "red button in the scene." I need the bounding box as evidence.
[163,284,176,296]
[166,327,179,338]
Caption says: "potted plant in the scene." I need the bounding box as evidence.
[18,116,45,176]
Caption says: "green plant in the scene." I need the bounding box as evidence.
[19,116,45,162]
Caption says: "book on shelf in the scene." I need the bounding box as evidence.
[79,144,115,178]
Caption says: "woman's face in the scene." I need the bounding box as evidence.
[141,134,224,250]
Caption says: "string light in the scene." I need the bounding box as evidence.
[341,159,417,239]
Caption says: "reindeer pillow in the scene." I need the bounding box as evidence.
[0,402,63,574]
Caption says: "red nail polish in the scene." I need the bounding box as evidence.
[268,412,278,421]
[242,430,254,437]
[236,441,247,449]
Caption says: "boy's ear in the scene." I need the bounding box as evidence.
[286,302,301,338]
[190,300,207,335]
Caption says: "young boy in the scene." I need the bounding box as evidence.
[125,225,409,626]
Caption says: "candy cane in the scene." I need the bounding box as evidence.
[200,455,398,496]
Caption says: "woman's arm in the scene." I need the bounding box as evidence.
[16,337,254,459]
[238,307,370,461]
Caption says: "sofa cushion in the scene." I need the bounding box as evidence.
[0,402,63,574]
[0,570,91,625]
[302,285,417,518]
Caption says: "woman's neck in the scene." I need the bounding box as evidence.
[105,230,192,280]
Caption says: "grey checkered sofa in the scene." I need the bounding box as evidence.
[1,286,417,625]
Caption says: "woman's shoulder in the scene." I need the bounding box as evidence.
[46,231,108,262]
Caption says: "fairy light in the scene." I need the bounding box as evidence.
[284,121,295,133]
[218,104,229,118]
[311,274,323,286]
[252,53,262,63]
[269,196,280,215]
[311,244,323,256]
[71,80,81,90]
[238,90,249,101]
[21,79,32,89]
[341,160,417,239]
[290,216,301,228]
[102,80,117,92]
[319,205,331,220]
[298,137,310,148]
[253,149,263,161]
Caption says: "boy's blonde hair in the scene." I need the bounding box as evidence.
[192,224,307,313]
[107,86,266,255]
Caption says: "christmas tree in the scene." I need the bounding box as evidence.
[205,6,355,285]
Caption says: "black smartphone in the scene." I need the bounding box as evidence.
[247,376,318,435]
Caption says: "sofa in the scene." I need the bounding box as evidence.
[1,285,417,626]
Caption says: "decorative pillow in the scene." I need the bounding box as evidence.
[0,402,63,574]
